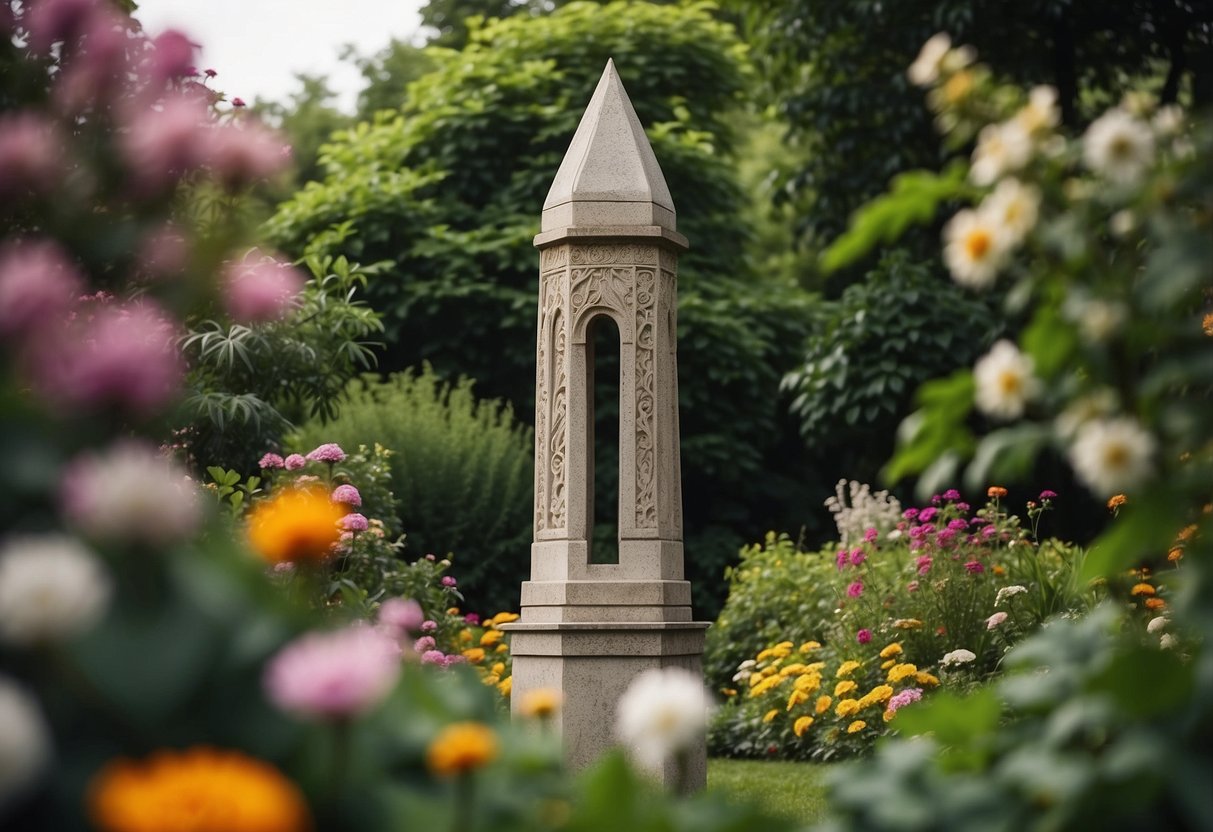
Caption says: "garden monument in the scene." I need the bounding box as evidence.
[502,60,709,790]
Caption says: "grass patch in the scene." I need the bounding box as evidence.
[707,758,829,826]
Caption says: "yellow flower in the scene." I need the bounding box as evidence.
[774,640,794,651]
[1107,494,1128,511]
[835,698,860,718]
[88,747,310,832]
[1130,583,1156,596]
[879,643,903,659]
[993,565,1006,576]
[495,643,509,654]
[799,641,821,653]
[793,716,815,738]
[519,688,562,718]
[461,647,485,664]
[779,663,807,677]
[836,660,862,678]
[916,672,941,687]
[881,659,896,670]
[815,695,833,715]
[894,619,925,630]
[941,69,974,105]
[482,674,500,686]
[858,685,894,709]
[834,680,858,698]
[1204,312,1213,337]
[721,688,738,697]
[480,630,504,647]
[794,674,822,693]
[804,662,826,673]
[246,488,344,564]
[490,612,520,626]
[756,648,774,662]
[491,662,505,676]
[882,709,895,723]
[787,689,810,711]
[750,675,784,697]
[887,663,919,684]
[426,722,499,777]
[497,676,512,697]
[446,607,461,616]
[762,709,779,724]
[846,720,867,734]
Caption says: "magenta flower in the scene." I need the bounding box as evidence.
[0,113,63,199]
[283,454,306,470]
[420,620,437,633]
[378,598,423,633]
[849,547,866,566]
[149,29,199,81]
[856,629,872,645]
[0,239,82,339]
[902,508,919,520]
[981,525,997,538]
[222,256,304,323]
[24,0,96,52]
[340,513,369,533]
[420,649,445,666]
[915,555,933,575]
[863,527,878,543]
[413,636,436,653]
[231,97,246,107]
[986,611,1008,629]
[918,507,938,523]
[965,560,985,574]
[947,519,968,531]
[264,625,401,720]
[887,688,923,713]
[1039,490,1058,500]
[942,489,961,500]
[937,528,957,544]
[955,502,971,512]
[306,443,346,464]
[441,576,457,588]
[121,94,211,193]
[204,68,217,78]
[330,484,361,506]
[258,453,285,469]
[847,581,864,598]
[835,549,848,571]
[464,613,480,625]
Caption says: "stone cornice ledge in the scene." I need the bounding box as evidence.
[533,225,689,251]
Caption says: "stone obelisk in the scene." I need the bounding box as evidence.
[502,59,709,791]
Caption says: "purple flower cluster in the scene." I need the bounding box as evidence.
[887,687,923,713]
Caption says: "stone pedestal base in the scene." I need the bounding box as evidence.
[502,620,709,792]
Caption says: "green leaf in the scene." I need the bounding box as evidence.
[1088,647,1193,718]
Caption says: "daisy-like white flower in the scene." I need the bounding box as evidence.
[615,667,712,774]
[981,178,1041,245]
[1082,108,1155,185]
[940,648,977,667]
[1068,416,1156,497]
[943,208,1009,289]
[973,340,1039,420]
[0,677,51,805]
[1054,389,1119,441]
[908,33,952,86]
[1015,85,1060,135]
[970,120,1033,186]
[0,534,111,645]
[995,585,1028,606]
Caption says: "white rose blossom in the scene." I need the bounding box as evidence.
[1068,416,1156,497]
[1082,108,1155,185]
[0,534,112,645]
[615,667,713,773]
[0,677,51,807]
[973,340,1040,420]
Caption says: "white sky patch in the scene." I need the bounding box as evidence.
[135,0,426,112]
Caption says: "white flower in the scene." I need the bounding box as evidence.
[0,677,50,806]
[1153,105,1183,135]
[974,340,1039,420]
[737,659,756,670]
[970,120,1033,186]
[1069,417,1156,497]
[1160,633,1178,650]
[985,611,1008,629]
[943,208,1010,289]
[1109,210,1136,237]
[1054,390,1119,441]
[1146,616,1168,635]
[615,667,712,772]
[940,648,977,667]
[61,441,201,546]
[1079,300,1127,342]
[995,585,1028,606]
[1015,85,1060,135]
[731,670,751,683]
[908,33,952,86]
[0,535,111,645]
[982,178,1041,245]
[1082,108,1155,185]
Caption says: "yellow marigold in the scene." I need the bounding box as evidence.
[779,663,807,677]
[815,695,832,715]
[459,629,474,644]
[887,663,919,684]
[774,640,794,651]
[879,643,903,659]
[756,648,775,662]
[835,698,860,718]
[882,709,895,723]
[794,674,822,693]
[1168,547,1184,563]
[491,662,506,676]
[916,672,941,687]
[1177,524,1198,542]
[762,708,779,724]
[1130,583,1156,597]
[894,619,925,630]
[490,612,520,626]
[246,488,344,564]
[834,679,858,698]
[804,662,826,673]
[480,630,504,647]
[461,647,486,664]
[881,659,896,671]
[799,641,822,653]
[446,607,461,616]
[495,643,509,654]
[721,688,738,697]
[1145,598,1167,610]
[89,747,310,832]
[858,685,894,709]
[426,722,498,778]
[846,720,867,734]
[1107,494,1128,511]
[497,676,512,697]
[787,689,810,711]
[482,674,500,686]
[836,660,862,678]
[519,688,562,718]
[987,486,1008,498]
[1204,312,1213,337]
[750,675,784,697]
[793,716,815,738]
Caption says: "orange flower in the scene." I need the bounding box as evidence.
[1168,547,1184,563]
[426,722,498,777]
[987,486,1008,499]
[992,565,1006,576]
[246,487,344,564]
[1130,583,1156,596]
[1145,598,1167,610]
[1177,524,1198,542]
[89,747,309,832]
[1107,494,1128,511]
[1203,312,1213,337]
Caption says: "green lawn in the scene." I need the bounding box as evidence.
[707,758,830,827]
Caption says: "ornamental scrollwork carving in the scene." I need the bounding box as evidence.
[634,268,657,529]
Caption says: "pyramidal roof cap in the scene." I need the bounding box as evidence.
[541,59,676,233]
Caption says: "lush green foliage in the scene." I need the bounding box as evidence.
[289,368,533,614]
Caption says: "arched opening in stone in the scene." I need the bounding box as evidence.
[587,314,620,564]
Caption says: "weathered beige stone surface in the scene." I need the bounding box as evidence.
[503,59,709,792]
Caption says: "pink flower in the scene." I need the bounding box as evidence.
[0,113,63,198]
[1039,490,1058,500]
[148,29,199,81]
[421,620,437,633]
[918,507,938,522]
[204,68,217,78]
[965,560,985,574]
[283,454,306,470]
[942,489,961,500]
[52,9,130,113]
[464,613,480,625]
[122,94,211,192]
[340,513,369,532]
[330,484,361,506]
[306,443,346,464]
[136,225,189,279]
[887,687,923,713]
[856,628,872,645]
[202,121,290,190]
[947,519,968,531]
[441,576,457,588]
[25,0,99,52]
[981,525,997,538]
[0,239,82,339]
[863,527,878,543]
[915,555,933,575]
[264,625,401,720]
[986,611,1008,629]
[420,649,445,666]
[847,581,864,598]
[413,636,436,653]
[378,598,423,633]
[955,502,971,512]
[441,654,466,667]
[906,580,920,593]
[258,453,285,469]
[231,97,246,108]
[902,508,919,520]
[849,547,866,567]
[222,256,304,323]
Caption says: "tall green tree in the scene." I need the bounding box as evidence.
[254,73,350,187]
[341,38,437,120]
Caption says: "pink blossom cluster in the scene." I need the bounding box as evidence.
[887,687,923,713]
[263,625,401,720]
[222,255,305,323]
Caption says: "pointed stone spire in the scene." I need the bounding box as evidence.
[541,59,676,233]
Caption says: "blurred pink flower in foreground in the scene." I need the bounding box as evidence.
[148,29,198,82]
[378,598,423,634]
[121,94,211,192]
[264,625,401,720]
[222,256,304,323]
[53,8,130,113]
[0,113,63,199]
[203,122,291,190]
[0,239,82,339]
[25,0,100,53]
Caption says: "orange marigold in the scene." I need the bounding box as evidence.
[426,722,499,777]
[987,486,1008,499]
[1107,494,1128,511]
[1145,598,1167,610]
[1168,547,1184,563]
[246,488,344,564]
[1130,583,1156,596]
[1177,524,1198,542]
[1203,312,1213,337]
[89,747,309,832]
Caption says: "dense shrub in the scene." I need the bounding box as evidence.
[289,367,532,613]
